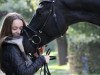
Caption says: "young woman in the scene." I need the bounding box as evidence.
[0,12,50,75]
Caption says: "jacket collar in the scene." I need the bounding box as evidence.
[5,36,33,64]
[5,36,25,53]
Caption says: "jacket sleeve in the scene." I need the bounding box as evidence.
[3,44,46,75]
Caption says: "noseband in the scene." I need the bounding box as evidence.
[23,26,41,44]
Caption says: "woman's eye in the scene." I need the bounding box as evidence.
[12,26,23,30]
[12,27,17,30]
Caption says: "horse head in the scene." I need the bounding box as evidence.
[22,0,100,54]
[23,0,68,47]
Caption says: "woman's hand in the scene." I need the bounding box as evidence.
[44,55,50,63]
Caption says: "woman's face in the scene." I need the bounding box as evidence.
[12,19,23,37]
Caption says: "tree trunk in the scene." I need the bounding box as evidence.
[56,34,68,65]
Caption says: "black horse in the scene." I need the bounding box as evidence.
[22,0,100,54]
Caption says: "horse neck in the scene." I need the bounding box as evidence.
[56,0,79,26]
[60,0,100,25]
[63,0,100,13]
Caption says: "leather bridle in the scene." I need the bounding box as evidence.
[23,0,61,45]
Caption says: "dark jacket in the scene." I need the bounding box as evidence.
[1,37,46,75]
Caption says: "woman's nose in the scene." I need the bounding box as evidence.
[17,28,21,34]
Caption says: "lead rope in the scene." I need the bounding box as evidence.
[44,48,51,75]
[40,48,51,75]
[44,63,51,75]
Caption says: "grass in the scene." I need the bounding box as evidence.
[36,59,69,75]
[36,51,69,75]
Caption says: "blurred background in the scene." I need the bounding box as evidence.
[0,0,100,75]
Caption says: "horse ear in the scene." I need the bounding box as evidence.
[40,0,52,5]
[40,0,52,2]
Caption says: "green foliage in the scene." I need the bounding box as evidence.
[0,0,6,4]
[67,22,100,74]
[30,0,40,10]
[87,41,100,74]
[67,22,100,37]
[0,0,40,22]
[0,0,29,12]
